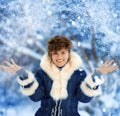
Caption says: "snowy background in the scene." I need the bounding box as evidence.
[0,0,120,116]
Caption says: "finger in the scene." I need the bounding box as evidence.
[10,58,16,65]
[108,65,118,72]
[109,64,118,69]
[107,60,115,66]
[111,65,118,70]
[0,65,10,71]
[0,65,6,69]
[0,65,15,73]
[104,60,110,65]
[4,60,12,67]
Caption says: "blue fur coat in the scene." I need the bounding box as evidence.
[17,52,104,116]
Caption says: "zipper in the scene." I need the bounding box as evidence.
[51,100,62,116]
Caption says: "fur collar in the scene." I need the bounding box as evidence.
[40,51,82,101]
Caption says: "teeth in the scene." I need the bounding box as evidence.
[57,60,62,61]
[57,61,63,63]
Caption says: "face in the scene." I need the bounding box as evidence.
[51,48,70,67]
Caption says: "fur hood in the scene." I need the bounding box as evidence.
[40,51,82,101]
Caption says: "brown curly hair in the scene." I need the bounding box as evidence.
[48,35,72,57]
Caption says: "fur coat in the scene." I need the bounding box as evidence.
[17,52,104,116]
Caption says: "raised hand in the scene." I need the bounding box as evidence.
[0,58,21,73]
[96,60,118,74]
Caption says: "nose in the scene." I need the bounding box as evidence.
[56,54,63,59]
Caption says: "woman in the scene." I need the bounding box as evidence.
[0,36,118,116]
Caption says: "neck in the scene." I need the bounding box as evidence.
[57,66,63,71]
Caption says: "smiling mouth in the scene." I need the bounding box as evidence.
[57,60,63,63]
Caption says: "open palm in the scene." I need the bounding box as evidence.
[96,60,118,74]
[0,58,21,73]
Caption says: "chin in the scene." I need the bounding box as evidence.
[57,65,63,67]
[57,63,66,67]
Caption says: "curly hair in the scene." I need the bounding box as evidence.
[48,35,72,57]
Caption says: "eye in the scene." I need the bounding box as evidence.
[61,52,66,54]
[52,52,57,55]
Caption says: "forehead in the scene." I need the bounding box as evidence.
[52,48,69,53]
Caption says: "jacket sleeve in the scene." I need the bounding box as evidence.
[76,69,104,102]
[17,69,45,102]
[29,70,46,102]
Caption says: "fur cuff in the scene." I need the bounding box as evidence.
[17,71,35,86]
[20,79,39,96]
[85,74,104,88]
[80,81,102,97]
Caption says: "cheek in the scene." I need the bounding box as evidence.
[65,55,69,61]
[51,56,56,62]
